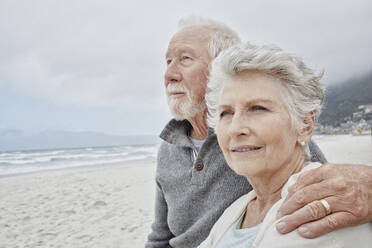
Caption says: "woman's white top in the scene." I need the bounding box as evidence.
[198,162,372,248]
[215,210,262,248]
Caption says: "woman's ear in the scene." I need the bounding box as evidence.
[297,111,316,145]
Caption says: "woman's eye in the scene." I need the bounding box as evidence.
[219,111,232,118]
[251,105,266,111]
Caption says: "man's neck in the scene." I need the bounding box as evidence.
[188,112,208,140]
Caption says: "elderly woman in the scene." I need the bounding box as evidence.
[199,43,372,247]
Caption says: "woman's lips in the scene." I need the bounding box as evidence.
[231,145,263,153]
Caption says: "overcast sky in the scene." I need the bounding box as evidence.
[1,0,371,136]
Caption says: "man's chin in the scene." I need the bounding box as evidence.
[173,116,187,121]
[169,107,205,121]
[167,99,206,121]
[170,108,188,120]
[168,101,188,120]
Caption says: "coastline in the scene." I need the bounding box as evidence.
[0,134,371,247]
[0,157,156,179]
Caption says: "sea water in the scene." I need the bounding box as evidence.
[0,144,158,177]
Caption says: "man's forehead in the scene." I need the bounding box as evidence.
[165,45,195,57]
[166,26,211,55]
[172,26,211,40]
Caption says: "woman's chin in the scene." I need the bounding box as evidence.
[230,161,264,178]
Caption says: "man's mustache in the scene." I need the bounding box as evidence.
[166,84,189,95]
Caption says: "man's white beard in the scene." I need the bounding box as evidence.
[166,84,206,120]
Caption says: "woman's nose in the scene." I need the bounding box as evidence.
[228,113,251,137]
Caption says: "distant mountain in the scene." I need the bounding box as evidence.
[319,70,372,126]
[2,71,370,151]
[0,129,160,152]
[0,128,24,137]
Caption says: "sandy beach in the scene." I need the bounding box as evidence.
[0,135,371,248]
[0,163,156,248]
[314,134,372,164]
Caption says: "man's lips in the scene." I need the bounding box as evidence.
[231,145,263,153]
[168,92,185,97]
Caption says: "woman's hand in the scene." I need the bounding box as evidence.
[275,163,372,238]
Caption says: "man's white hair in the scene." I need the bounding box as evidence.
[177,15,241,59]
[206,43,325,160]
[167,15,240,120]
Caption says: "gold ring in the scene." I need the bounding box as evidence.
[320,199,332,215]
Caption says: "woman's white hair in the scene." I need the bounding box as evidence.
[206,43,324,160]
[177,15,241,59]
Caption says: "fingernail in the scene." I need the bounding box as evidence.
[298,226,311,236]
[276,211,283,219]
[276,221,287,232]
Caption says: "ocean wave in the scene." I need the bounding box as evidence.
[0,157,54,164]
[0,154,154,176]
[0,145,157,176]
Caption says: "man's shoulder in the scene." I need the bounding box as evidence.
[158,140,173,153]
[159,119,192,144]
[156,139,189,167]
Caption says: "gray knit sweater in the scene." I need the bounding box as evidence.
[145,119,326,248]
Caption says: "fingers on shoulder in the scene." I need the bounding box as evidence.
[291,164,334,191]
[298,212,356,238]
[277,200,328,234]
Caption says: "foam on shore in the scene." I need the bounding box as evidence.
[0,135,371,247]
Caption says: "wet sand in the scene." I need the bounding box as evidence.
[0,135,371,247]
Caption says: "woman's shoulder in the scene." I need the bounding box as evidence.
[281,162,322,199]
[198,191,257,248]
[258,221,372,247]
[213,191,256,231]
[256,162,372,247]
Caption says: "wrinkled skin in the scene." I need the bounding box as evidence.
[276,163,372,238]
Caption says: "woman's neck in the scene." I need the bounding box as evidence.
[241,149,307,228]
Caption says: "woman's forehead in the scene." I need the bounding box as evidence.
[219,72,288,105]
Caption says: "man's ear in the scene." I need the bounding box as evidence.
[298,111,316,144]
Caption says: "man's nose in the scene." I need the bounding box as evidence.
[165,63,182,86]
[228,113,251,137]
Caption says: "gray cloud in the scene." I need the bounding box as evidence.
[1,0,371,110]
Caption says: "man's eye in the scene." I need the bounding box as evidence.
[181,55,191,60]
[251,105,266,111]
[166,59,172,65]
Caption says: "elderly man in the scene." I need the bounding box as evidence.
[145,17,372,248]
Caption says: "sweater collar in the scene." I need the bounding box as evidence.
[160,119,193,147]
[160,119,216,148]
